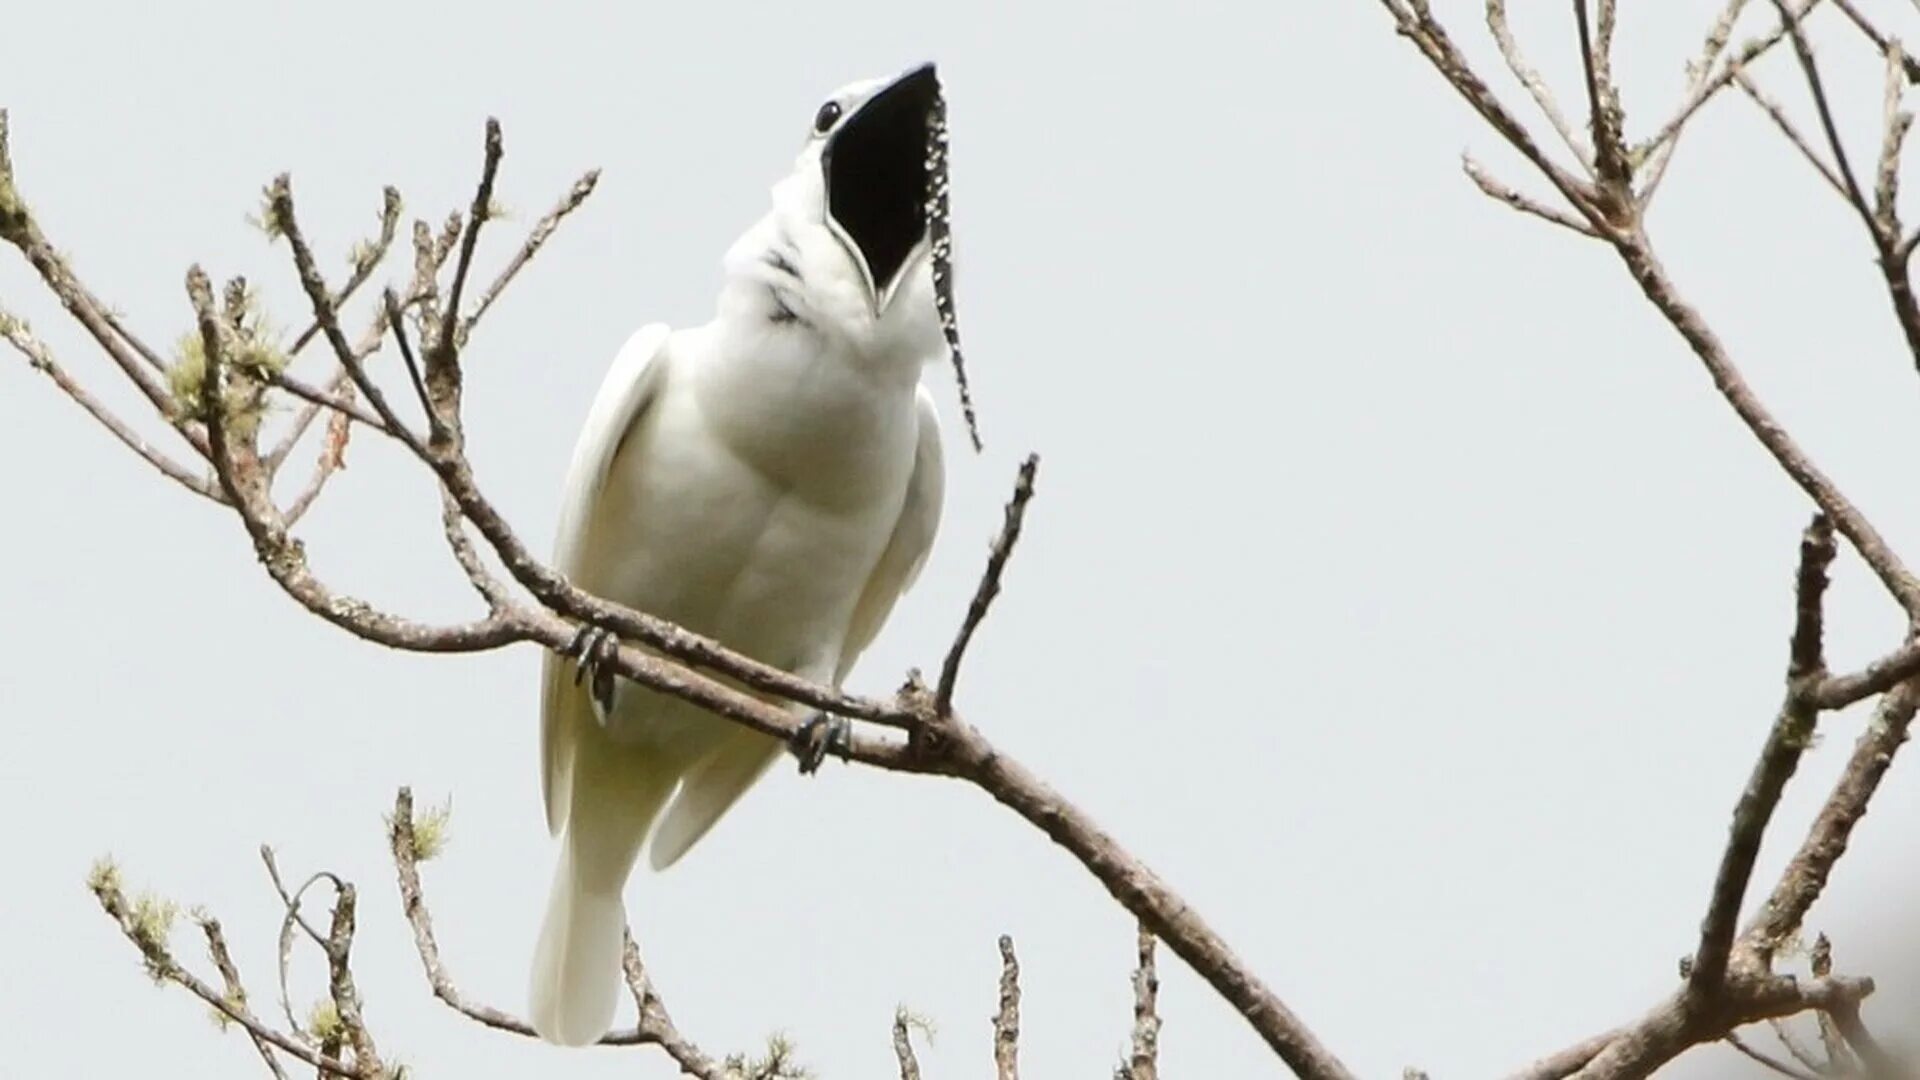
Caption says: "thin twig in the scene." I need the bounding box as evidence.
[1811,937,1857,1070]
[1688,691,1821,994]
[936,454,1039,715]
[892,1009,924,1080]
[387,788,720,1073]
[269,176,428,460]
[1768,1018,1831,1074]
[319,881,379,1071]
[1831,0,1920,84]
[1735,68,1856,202]
[1486,0,1593,168]
[383,288,436,435]
[1875,42,1912,232]
[266,263,424,475]
[90,871,357,1077]
[1726,1031,1824,1080]
[993,935,1021,1080]
[198,913,290,1080]
[1638,0,1822,202]
[0,111,211,455]
[1771,0,1874,220]
[1573,0,1630,184]
[459,168,599,341]
[1747,679,1920,957]
[281,399,353,528]
[1462,154,1601,236]
[0,308,223,501]
[620,931,723,1077]
[270,370,391,439]
[1791,516,1836,680]
[440,488,512,612]
[440,118,502,353]
[285,186,402,358]
[1127,925,1161,1080]
[1814,635,1920,707]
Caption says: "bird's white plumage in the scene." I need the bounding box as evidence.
[540,322,670,835]
[527,65,952,1047]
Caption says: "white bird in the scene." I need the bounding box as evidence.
[528,63,950,1047]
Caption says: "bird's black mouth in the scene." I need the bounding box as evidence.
[823,63,939,307]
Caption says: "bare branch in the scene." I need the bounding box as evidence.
[1726,1031,1824,1080]
[1686,516,1836,997]
[1126,925,1161,1080]
[937,454,1039,715]
[1746,680,1920,959]
[620,932,723,1078]
[281,401,352,528]
[197,912,290,1080]
[459,168,599,340]
[441,118,502,352]
[1770,0,1873,220]
[0,307,223,501]
[1486,0,1593,169]
[383,288,436,437]
[319,881,381,1075]
[266,255,426,475]
[387,788,721,1073]
[1767,1018,1831,1075]
[1814,636,1920,707]
[440,489,512,611]
[1736,69,1856,202]
[1791,515,1836,680]
[388,787,555,1038]
[1688,694,1818,994]
[1831,0,1920,84]
[993,935,1021,1080]
[0,111,210,451]
[1610,231,1920,613]
[892,1009,924,1080]
[286,186,402,359]
[1554,970,1874,1077]
[1876,42,1912,232]
[1462,154,1600,237]
[1637,0,1822,202]
[89,868,358,1077]
[1573,0,1630,185]
[270,176,428,460]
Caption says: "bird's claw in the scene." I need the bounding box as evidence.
[790,712,852,775]
[568,625,619,722]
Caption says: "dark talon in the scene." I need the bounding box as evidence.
[567,626,619,719]
[791,712,852,775]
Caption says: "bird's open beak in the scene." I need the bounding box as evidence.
[822,62,939,316]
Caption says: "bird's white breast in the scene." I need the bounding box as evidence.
[569,321,921,759]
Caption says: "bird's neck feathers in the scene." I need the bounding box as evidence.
[713,168,945,382]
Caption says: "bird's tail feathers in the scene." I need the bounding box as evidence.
[528,760,673,1046]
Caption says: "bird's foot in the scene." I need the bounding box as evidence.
[567,625,620,723]
[790,712,852,775]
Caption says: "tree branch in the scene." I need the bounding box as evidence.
[937,454,1038,715]
[1687,517,1834,995]
[993,935,1021,1080]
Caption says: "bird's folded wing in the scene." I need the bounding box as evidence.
[539,323,673,835]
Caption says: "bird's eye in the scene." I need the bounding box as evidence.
[812,100,842,135]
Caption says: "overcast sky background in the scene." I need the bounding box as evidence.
[5,1,1920,1076]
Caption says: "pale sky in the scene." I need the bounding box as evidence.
[5,2,1920,1077]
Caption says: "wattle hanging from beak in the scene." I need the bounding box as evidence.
[822,62,940,316]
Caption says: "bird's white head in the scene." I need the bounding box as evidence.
[722,63,947,365]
